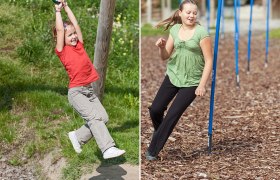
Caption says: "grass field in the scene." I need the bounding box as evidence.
[271,28,280,38]
[0,1,139,179]
[141,23,169,36]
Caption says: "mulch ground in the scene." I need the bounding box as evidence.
[141,33,280,179]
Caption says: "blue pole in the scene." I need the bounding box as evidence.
[247,0,254,72]
[221,0,225,38]
[234,0,240,87]
[208,0,223,155]
[207,0,210,33]
[265,0,270,67]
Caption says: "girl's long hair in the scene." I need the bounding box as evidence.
[156,0,198,31]
[52,20,73,42]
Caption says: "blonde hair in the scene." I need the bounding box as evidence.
[52,21,73,42]
[156,0,198,31]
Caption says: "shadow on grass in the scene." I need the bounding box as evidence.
[110,119,139,133]
[0,83,67,112]
[164,136,262,161]
[0,82,139,112]
[105,85,138,98]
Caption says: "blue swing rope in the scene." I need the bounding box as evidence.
[247,0,254,72]
[237,0,241,30]
[206,0,210,33]
[234,0,240,87]
[265,0,270,67]
[208,0,223,155]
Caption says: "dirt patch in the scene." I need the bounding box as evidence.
[0,159,36,179]
[0,46,15,52]
[141,34,280,179]
[39,148,67,180]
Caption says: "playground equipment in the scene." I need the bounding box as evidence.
[208,0,271,154]
[206,0,210,33]
[52,0,60,4]
[52,0,64,4]
[208,0,223,155]
[247,0,270,70]
[234,0,240,87]
[247,0,254,72]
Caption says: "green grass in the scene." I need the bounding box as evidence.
[141,23,169,36]
[271,28,280,38]
[0,1,139,179]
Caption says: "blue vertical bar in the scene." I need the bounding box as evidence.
[265,0,270,67]
[234,0,240,87]
[237,0,240,30]
[247,0,254,72]
[207,0,210,33]
[221,0,225,38]
[208,0,223,155]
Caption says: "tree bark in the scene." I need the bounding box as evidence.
[92,0,116,101]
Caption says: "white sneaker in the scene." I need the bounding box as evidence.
[103,147,126,159]
[68,131,82,154]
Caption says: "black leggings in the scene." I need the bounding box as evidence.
[147,75,197,156]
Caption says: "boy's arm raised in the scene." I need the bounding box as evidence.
[55,3,64,52]
[64,3,83,44]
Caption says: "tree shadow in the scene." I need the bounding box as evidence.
[105,85,138,97]
[0,83,67,112]
[165,136,262,161]
[110,118,139,132]
[88,162,128,180]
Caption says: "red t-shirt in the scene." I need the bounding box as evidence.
[55,41,99,88]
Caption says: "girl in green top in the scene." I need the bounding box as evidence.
[146,0,213,160]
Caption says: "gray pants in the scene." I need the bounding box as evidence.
[68,85,115,153]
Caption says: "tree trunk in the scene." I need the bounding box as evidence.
[92,0,116,101]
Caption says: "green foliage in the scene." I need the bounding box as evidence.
[8,157,21,166]
[25,142,36,158]
[270,28,280,39]
[141,23,169,36]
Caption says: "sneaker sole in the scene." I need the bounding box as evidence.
[103,150,126,159]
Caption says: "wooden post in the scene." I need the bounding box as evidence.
[92,0,116,101]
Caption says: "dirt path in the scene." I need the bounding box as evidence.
[141,34,280,179]
[39,149,139,180]
[0,149,139,179]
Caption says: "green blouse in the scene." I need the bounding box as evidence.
[166,23,209,87]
